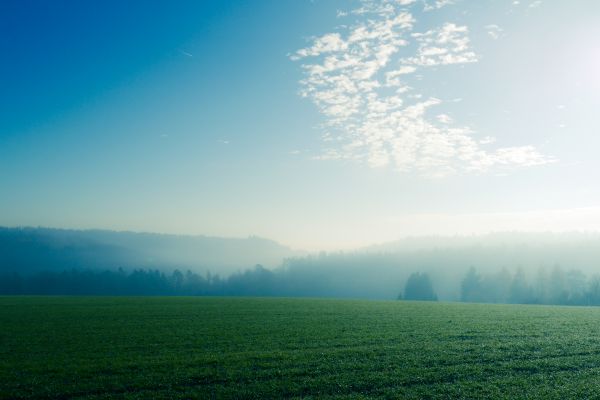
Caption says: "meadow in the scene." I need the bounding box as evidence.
[2,297,600,399]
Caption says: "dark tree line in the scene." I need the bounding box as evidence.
[0,266,283,296]
[1,266,441,301]
[4,262,600,307]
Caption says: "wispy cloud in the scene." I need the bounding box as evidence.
[292,0,553,177]
[529,0,542,9]
[406,23,478,66]
[485,24,504,40]
[423,0,455,12]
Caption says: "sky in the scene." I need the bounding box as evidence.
[1,0,600,250]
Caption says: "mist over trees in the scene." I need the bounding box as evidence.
[4,228,600,305]
[0,227,298,275]
[3,263,600,306]
[459,265,600,306]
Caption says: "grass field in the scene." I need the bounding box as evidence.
[2,297,600,399]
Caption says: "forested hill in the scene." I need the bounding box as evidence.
[0,227,299,275]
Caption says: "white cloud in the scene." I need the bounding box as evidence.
[406,23,478,66]
[436,114,453,124]
[529,0,542,8]
[423,0,455,12]
[291,33,348,60]
[485,24,503,40]
[292,0,553,177]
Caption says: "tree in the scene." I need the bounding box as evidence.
[460,267,483,302]
[547,265,568,304]
[403,272,437,301]
[171,269,184,293]
[484,268,512,304]
[509,267,533,304]
[566,269,586,305]
[587,275,600,305]
[534,267,551,304]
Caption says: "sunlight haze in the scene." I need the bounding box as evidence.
[1,0,599,250]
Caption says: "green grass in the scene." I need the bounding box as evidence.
[3,297,600,399]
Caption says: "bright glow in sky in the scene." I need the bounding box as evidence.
[1,0,599,250]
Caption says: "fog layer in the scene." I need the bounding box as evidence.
[3,228,600,303]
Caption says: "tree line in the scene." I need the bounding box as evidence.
[458,265,600,306]
[3,262,600,307]
[0,266,281,296]
[398,266,600,305]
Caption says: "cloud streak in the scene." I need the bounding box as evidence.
[293,0,553,177]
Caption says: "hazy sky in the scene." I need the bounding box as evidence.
[1,0,600,250]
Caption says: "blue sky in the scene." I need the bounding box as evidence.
[1,0,600,250]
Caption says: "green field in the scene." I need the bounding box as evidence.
[3,297,600,399]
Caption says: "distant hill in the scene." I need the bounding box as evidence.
[363,232,600,253]
[0,227,300,275]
